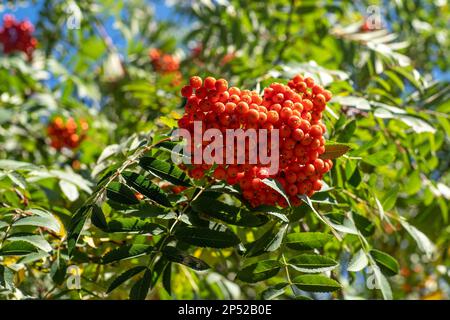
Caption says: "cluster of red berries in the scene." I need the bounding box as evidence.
[177,75,333,207]
[148,48,182,85]
[47,117,88,150]
[0,15,37,58]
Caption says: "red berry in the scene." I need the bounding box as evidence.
[181,85,193,97]
[215,79,228,92]
[247,109,260,123]
[310,125,323,137]
[204,76,216,89]
[189,76,202,89]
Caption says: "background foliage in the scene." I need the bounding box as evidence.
[0,0,449,300]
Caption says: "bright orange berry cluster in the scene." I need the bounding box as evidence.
[0,15,37,58]
[47,117,88,150]
[178,75,333,207]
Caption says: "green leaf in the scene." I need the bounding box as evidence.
[327,212,375,237]
[347,249,369,272]
[261,282,288,300]
[331,96,371,111]
[0,160,37,171]
[371,264,393,300]
[129,268,152,300]
[320,142,351,160]
[107,266,147,294]
[261,178,290,206]
[107,217,166,235]
[0,265,14,290]
[337,120,356,142]
[288,254,338,273]
[285,232,332,251]
[7,233,52,252]
[246,224,288,257]
[254,205,289,222]
[91,205,108,230]
[68,205,92,257]
[162,263,172,295]
[292,275,341,292]
[0,221,8,230]
[162,246,210,271]
[369,249,399,276]
[106,182,140,205]
[175,226,240,248]
[122,171,172,207]
[150,256,169,288]
[0,241,38,256]
[102,244,154,264]
[59,180,79,202]
[237,260,282,283]
[399,220,435,256]
[7,172,27,189]
[191,196,268,227]
[363,151,395,166]
[382,187,399,211]
[18,251,50,264]
[51,255,67,285]
[13,209,60,233]
[139,157,191,187]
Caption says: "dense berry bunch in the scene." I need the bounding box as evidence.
[177,75,333,207]
[0,15,37,58]
[148,48,182,85]
[47,117,88,150]
[149,48,180,73]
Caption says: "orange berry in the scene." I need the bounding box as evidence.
[204,76,216,89]
[215,79,228,92]
[189,76,202,89]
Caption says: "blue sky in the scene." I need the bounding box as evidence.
[1,1,448,82]
[0,0,174,24]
